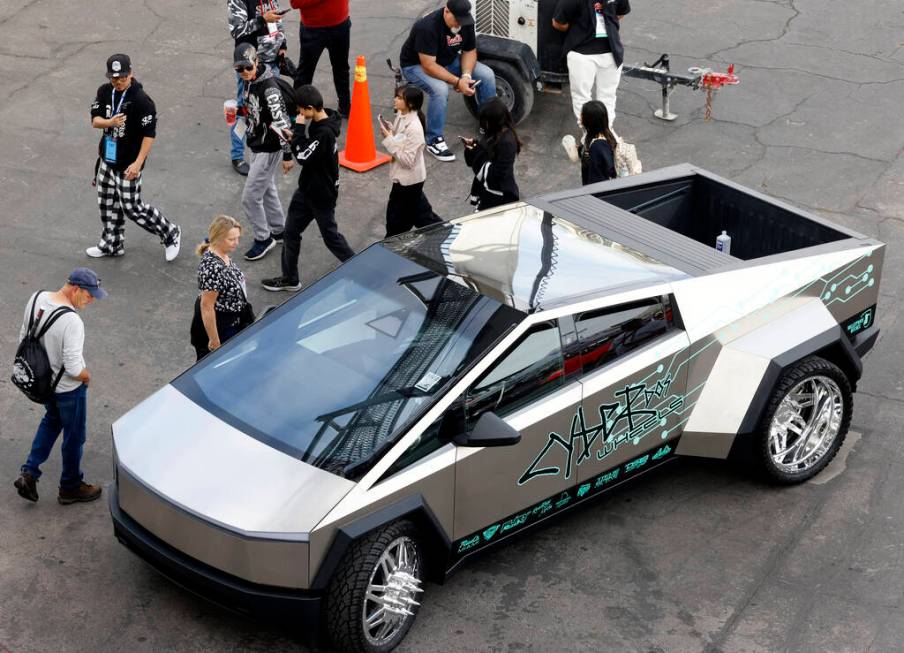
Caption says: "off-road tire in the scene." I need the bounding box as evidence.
[756,355,852,484]
[464,60,534,124]
[325,520,423,653]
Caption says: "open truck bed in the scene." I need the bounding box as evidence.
[533,164,864,272]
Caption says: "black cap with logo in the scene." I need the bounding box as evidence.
[106,54,132,79]
[233,42,258,66]
[446,0,474,26]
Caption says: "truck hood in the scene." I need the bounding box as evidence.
[112,384,355,536]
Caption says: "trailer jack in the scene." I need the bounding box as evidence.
[622,54,739,121]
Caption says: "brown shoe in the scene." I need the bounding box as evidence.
[14,473,38,502]
[58,482,102,505]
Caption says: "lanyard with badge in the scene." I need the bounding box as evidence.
[103,89,127,164]
[595,1,608,38]
[260,0,282,38]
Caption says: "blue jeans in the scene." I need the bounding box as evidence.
[230,73,245,161]
[402,57,497,144]
[21,384,87,490]
[230,63,281,161]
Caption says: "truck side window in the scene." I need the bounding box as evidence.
[573,298,671,375]
[464,322,564,426]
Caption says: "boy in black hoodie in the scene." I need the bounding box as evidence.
[235,43,294,262]
[262,85,354,291]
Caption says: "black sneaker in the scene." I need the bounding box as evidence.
[244,237,276,261]
[271,231,285,244]
[232,159,250,176]
[426,137,455,162]
[262,276,302,292]
[14,473,38,502]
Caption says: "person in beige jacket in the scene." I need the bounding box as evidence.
[379,85,442,237]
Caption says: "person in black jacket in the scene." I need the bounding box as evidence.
[463,97,521,211]
[227,0,294,175]
[579,100,617,185]
[262,85,354,292]
[87,54,181,262]
[235,43,295,262]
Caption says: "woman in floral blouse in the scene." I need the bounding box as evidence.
[190,215,253,360]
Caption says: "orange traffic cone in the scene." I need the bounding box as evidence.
[340,56,391,172]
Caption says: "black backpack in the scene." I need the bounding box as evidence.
[11,292,75,404]
[274,76,298,121]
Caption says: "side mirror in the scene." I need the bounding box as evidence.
[453,411,522,448]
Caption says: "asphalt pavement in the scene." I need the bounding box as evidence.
[1,0,903,651]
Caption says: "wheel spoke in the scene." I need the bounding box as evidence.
[376,621,393,641]
[367,608,385,628]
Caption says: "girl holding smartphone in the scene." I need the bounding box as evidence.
[379,85,442,237]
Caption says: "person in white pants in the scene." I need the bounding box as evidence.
[553,0,631,128]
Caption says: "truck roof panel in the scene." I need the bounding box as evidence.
[381,203,690,313]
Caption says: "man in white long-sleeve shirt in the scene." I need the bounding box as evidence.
[13,268,107,505]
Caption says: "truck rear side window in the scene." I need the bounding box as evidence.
[573,298,671,375]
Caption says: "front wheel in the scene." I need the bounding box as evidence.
[464,59,535,124]
[756,356,852,484]
[325,520,424,653]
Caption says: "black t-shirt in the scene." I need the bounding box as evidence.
[555,0,630,64]
[399,8,477,68]
[90,80,157,173]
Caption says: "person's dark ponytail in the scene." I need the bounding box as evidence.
[399,85,426,133]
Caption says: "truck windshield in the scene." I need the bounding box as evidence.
[173,245,522,476]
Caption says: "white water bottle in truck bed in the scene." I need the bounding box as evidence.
[716,230,731,254]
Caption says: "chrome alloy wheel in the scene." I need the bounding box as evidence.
[361,535,422,647]
[768,375,844,474]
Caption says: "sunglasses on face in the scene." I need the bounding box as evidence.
[234,63,255,73]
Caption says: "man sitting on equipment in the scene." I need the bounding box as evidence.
[399,0,496,162]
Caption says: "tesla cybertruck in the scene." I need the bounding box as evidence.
[110,164,883,652]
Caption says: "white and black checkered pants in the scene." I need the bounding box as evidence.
[95,159,178,254]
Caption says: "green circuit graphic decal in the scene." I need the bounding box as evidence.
[454,442,678,556]
[518,373,683,485]
[515,251,880,488]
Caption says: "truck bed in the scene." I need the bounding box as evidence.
[533,164,862,273]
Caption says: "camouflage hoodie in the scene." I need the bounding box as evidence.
[227,0,286,64]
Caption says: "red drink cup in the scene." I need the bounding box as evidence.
[224,99,238,126]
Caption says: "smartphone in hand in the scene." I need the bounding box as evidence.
[276,7,291,15]
[270,123,292,143]
[469,79,482,89]
[378,113,391,131]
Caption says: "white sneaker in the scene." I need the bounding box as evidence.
[426,137,456,162]
[562,135,580,163]
[86,246,124,258]
[164,226,181,262]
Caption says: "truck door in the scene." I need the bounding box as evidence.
[569,295,690,489]
[451,320,582,558]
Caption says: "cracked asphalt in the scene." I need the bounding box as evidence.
[1,0,903,651]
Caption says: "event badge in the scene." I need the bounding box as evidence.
[103,135,117,163]
[595,8,607,37]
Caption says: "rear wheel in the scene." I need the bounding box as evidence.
[464,60,534,124]
[756,356,852,484]
[325,520,424,653]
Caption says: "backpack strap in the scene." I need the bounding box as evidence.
[35,306,76,393]
[26,290,46,338]
[35,306,75,341]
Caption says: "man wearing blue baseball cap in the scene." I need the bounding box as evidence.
[13,268,106,505]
